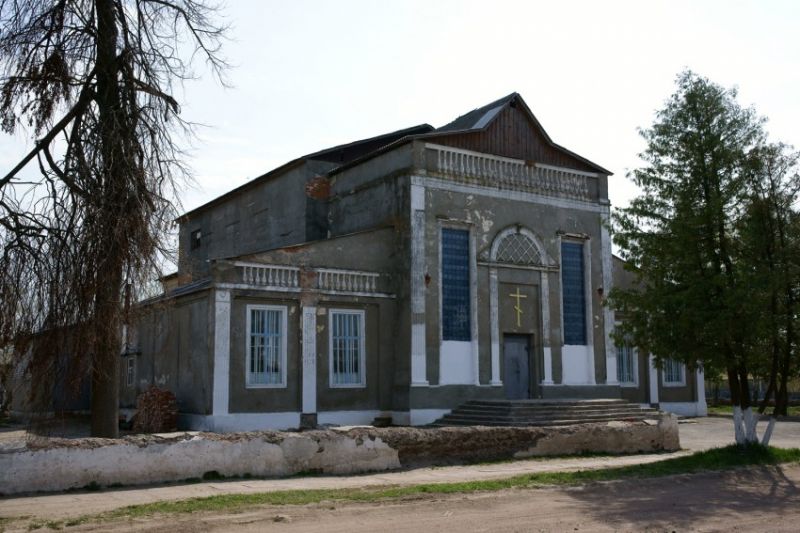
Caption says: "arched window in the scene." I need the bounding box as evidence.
[490,226,548,267]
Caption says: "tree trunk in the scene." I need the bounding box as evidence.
[90,0,124,438]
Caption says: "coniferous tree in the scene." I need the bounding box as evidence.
[611,71,799,444]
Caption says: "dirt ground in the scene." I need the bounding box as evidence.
[2,417,800,531]
[22,464,800,533]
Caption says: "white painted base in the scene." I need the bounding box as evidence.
[561,345,595,385]
[180,412,302,432]
[659,401,708,417]
[439,341,475,384]
[179,408,455,432]
[408,408,452,426]
[318,410,382,426]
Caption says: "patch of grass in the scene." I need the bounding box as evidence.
[57,444,796,527]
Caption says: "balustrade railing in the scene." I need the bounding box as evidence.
[427,144,593,201]
[239,263,299,288]
[233,262,382,294]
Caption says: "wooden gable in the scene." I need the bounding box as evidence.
[430,97,607,175]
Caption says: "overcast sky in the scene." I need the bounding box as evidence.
[2,0,798,218]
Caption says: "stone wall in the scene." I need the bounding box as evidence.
[0,417,678,495]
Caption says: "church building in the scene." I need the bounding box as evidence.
[123,93,706,431]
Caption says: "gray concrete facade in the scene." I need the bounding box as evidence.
[123,93,704,431]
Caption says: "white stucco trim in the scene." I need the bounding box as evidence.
[410,182,429,386]
[648,354,659,404]
[301,306,317,414]
[540,272,553,384]
[212,290,231,416]
[489,268,502,385]
[439,341,475,384]
[317,410,382,426]
[244,304,288,389]
[542,347,554,385]
[409,408,451,426]
[696,366,708,416]
[413,176,605,213]
[600,206,617,385]
[214,283,395,299]
[470,228,480,385]
[181,412,301,432]
[561,345,595,385]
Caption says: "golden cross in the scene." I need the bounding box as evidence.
[509,287,527,327]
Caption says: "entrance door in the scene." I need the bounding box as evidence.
[503,334,530,400]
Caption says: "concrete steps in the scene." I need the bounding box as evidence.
[430,399,663,427]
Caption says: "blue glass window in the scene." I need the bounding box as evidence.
[561,242,586,345]
[441,228,471,341]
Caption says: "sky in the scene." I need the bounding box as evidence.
[2,0,799,222]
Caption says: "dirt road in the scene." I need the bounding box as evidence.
[62,464,800,532]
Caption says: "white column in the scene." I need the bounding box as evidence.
[302,306,317,414]
[410,182,428,386]
[212,289,231,416]
[470,229,480,386]
[540,271,554,384]
[583,240,596,385]
[648,354,659,405]
[696,365,708,416]
[489,268,501,385]
[600,206,618,385]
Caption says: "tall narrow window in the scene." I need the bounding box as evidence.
[126,356,136,388]
[330,310,365,387]
[561,241,586,345]
[247,305,287,387]
[441,228,471,341]
[617,343,636,385]
[663,359,685,386]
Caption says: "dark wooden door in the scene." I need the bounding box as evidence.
[503,334,530,400]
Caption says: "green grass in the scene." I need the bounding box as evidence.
[707,405,800,416]
[41,444,798,529]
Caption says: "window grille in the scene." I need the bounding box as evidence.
[331,310,364,386]
[663,359,685,385]
[617,344,635,384]
[249,307,284,385]
[441,228,471,341]
[496,233,542,265]
[561,242,586,345]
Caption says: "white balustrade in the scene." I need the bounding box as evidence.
[430,144,592,201]
[236,263,299,288]
[233,262,381,295]
[316,268,379,294]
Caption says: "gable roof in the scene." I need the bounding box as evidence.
[427,93,611,175]
[436,93,518,133]
[328,92,612,177]
[180,93,611,220]
[179,123,434,221]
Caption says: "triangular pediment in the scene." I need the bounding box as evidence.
[427,93,610,175]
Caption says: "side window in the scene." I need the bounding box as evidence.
[441,228,471,341]
[663,359,686,386]
[616,343,636,385]
[330,310,366,387]
[190,229,202,250]
[246,305,287,387]
[126,357,136,388]
[561,241,586,345]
